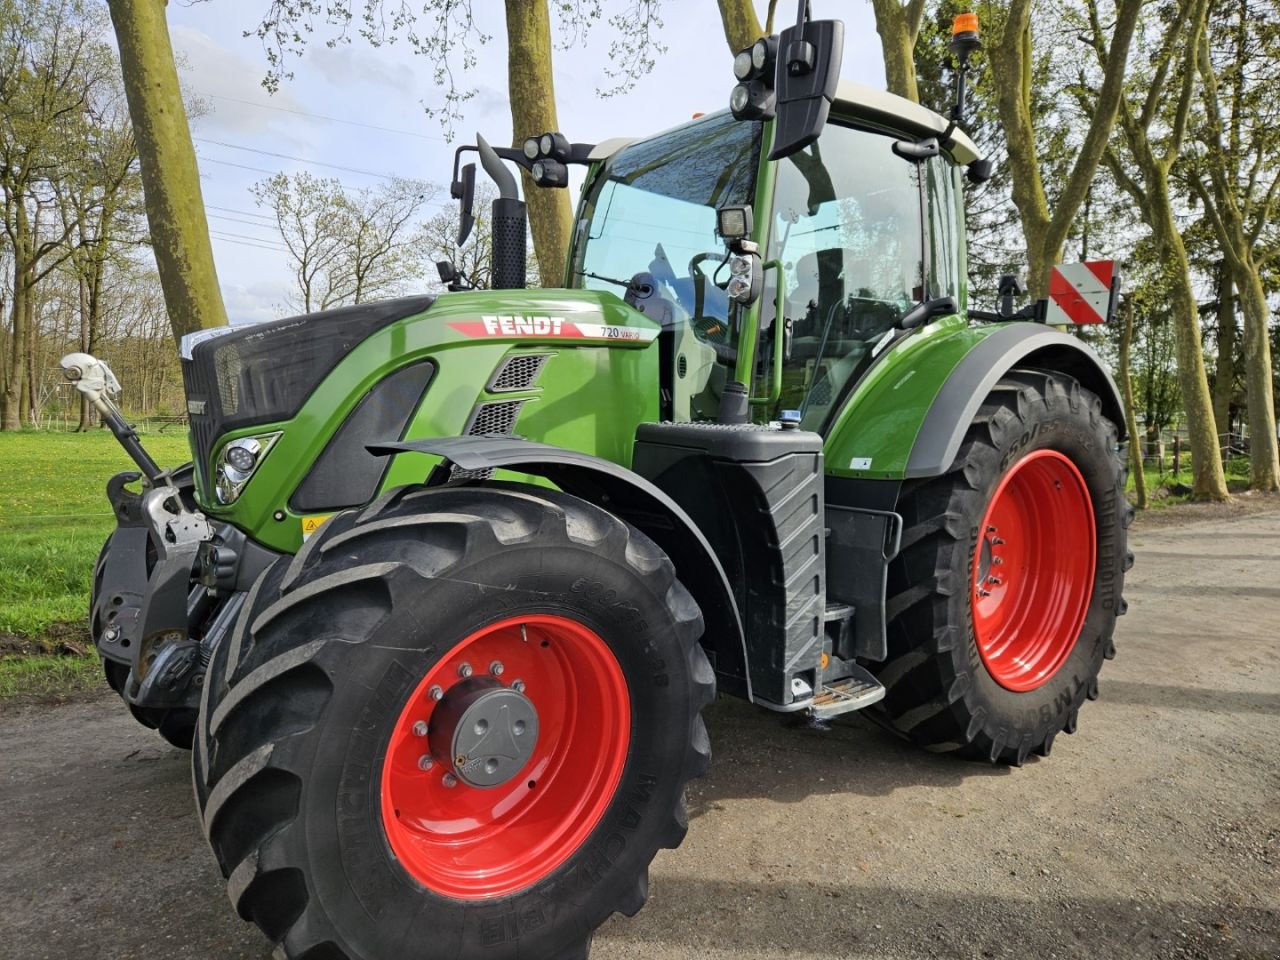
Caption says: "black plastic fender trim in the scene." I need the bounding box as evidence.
[370,436,752,702]
[904,324,1126,479]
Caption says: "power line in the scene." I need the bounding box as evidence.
[207,203,275,222]
[199,91,448,144]
[194,136,419,181]
[207,212,281,231]
[208,229,286,252]
[199,155,280,177]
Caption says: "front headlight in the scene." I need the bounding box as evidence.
[214,433,280,504]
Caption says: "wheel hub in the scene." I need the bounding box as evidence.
[429,677,539,788]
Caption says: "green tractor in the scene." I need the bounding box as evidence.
[65,7,1129,959]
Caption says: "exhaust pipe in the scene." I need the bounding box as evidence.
[477,133,528,290]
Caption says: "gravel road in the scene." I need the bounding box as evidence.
[2,507,1277,960]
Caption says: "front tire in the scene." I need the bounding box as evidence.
[193,483,714,959]
[873,370,1131,764]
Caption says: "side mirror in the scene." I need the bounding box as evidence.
[768,18,844,161]
[453,163,476,247]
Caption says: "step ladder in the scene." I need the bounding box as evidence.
[806,664,885,719]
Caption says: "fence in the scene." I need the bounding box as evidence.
[1139,429,1249,476]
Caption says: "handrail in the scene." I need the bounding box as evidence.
[749,258,787,409]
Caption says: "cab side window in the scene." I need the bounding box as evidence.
[761,124,958,430]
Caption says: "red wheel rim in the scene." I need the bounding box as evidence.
[380,614,630,899]
[972,450,1096,692]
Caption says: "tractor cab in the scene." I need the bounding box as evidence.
[568,89,978,430]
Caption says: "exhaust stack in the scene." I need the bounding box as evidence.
[477,133,528,290]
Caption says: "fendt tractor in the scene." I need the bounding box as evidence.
[63,6,1130,959]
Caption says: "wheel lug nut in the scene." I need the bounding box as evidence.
[986,576,1001,585]
[987,525,997,533]
[512,679,526,693]
[428,685,443,701]
[977,588,991,597]
[458,662,473,679]
[993,556,1004,565]
[412,720,429,737]
[992,537,1005,545]
[442,773,458,788]
[418,755,433,770]
[489,660,504,677]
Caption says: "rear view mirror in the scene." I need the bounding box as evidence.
[769,18,844,161]
[453,163,476,247]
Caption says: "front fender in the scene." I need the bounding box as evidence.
[824,319,1124,481]
[372,436,752,702]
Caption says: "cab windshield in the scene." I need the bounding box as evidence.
[572,112,762,420]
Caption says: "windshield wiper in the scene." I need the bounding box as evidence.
[576,270,653,297]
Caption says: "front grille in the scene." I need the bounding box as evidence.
[182,359,218,495]
[452,399,526,481]
[181,295,434,500]
[488,354,550,392]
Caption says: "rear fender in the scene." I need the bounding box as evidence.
[823,320,1124,481]
[371,436,751,701]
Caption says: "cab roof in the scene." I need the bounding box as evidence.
[590,84,982,167]
[833,80,982,166]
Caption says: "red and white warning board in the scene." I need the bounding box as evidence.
[1046,261,1119,325]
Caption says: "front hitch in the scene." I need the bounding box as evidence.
[95,472,215,709]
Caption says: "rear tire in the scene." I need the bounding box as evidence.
[193,483,714,960]
[872,370,1131,764]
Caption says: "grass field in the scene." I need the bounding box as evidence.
[1,429,190,703]
[0,430,191,641]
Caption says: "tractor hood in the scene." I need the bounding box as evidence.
[179,289,660,499]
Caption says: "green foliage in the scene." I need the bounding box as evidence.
[0,430,190,638]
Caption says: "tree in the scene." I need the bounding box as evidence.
[419,182,540,291]
[57,74,144,430]
[1094,0,1227,500]
[1185,1,1280,491]
[106,0,226,338]
[716,0,780,53]
[869,0,927,101]
[1117,295,1147,509]
[505,0,571,287]
[252,1,666,286]
[0,0,101,430]
[253,172,435,311]
[981,0,1142,298]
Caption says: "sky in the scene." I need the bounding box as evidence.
[165,1,889,324]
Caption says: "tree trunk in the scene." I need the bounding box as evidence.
[1234,266,1280,491]
[505,0,572,286]
[1211,268,1234,456]
[3,246,30,431]
[869,0,923,102]
[77,270,92,431]
[107,0,227,337]
[716,0,765,54]
[1118,298,1147,509]
[988,0,1142,299]
[1145,169,1227,500]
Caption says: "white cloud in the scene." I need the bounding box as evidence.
[308,44,416,91]
[171,26,308,138]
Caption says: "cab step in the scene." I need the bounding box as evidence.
[807,665,885,719]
